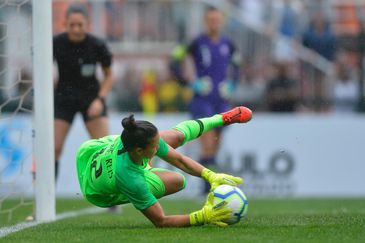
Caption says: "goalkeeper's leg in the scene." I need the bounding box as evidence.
[144,168,186,198]
[160,106,252,149]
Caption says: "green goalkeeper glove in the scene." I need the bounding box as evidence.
[189,192,232,227]
[201,168,243,191]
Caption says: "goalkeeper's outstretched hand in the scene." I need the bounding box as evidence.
[201,168,243,191]
[189,192,232,227]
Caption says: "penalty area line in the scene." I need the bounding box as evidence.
[0,207,106,238]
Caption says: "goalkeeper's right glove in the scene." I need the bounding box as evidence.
[201,168,243,191]
[190,77,213,96]
[189,192,232,227]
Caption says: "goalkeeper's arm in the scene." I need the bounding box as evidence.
[142,201,191,227]
[161,144,243,190]
[142,194,231,227]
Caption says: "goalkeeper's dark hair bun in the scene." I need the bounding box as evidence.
[121,114,158,151]
[121,114,137,132]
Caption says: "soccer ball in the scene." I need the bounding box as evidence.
[213,185,248,225]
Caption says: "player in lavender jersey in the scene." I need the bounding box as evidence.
[170,6,241,193]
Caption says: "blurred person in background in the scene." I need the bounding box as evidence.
[158,75,192,112]
[302,12,337,61]
[266,62,299,112]
[272,0,303,62]
[231,62,266,111]
[278,0,300,39]
[301,12,336,111]
[332,60,359,113]
[139,69,158,116]
[104,0,124,41]
[170,6,241,194]
[113,68,141,112]
[53,3,113,181]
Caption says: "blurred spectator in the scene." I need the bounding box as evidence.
[302,12,337,61]
[273,0,302,63]
[105,1,124,41]
[279,0,299,39]
[301,12,336,112]
[139,69,158,115]
[266,62,299,112]
[231,63,265,110]
[332,63,359,113]
[112,68,140,112]
[158,78,191,112]
[239,0,265,27]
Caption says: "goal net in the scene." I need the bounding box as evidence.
[0,0,55,225]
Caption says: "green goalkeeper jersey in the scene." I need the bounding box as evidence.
[76,135,169,210]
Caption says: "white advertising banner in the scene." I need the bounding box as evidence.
[217,114,365,197]
[1,113,365,198]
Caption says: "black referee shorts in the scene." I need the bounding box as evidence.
[54,94,107,124]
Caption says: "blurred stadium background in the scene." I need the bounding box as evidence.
[4,0,365,113]
[1,0,365,235]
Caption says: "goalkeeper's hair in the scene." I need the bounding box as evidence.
[121,114,158,151]
[66,3,89,19]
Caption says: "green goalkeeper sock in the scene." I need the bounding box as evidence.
[173,115,223,144]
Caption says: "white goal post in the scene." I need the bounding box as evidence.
[32,0,55,222]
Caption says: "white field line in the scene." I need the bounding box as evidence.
[0,207,106,238]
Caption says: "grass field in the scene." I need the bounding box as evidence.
[1,198,365,242]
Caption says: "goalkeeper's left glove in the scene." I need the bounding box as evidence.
[189,192,232,227]
[219,80,236,100]
[201,168,243,191]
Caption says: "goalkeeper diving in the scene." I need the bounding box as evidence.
[76,106,252,227]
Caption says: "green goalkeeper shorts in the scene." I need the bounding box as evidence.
[144,166,170,199]
[134,165,187,200]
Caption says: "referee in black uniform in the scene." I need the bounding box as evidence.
[53,4,114,179]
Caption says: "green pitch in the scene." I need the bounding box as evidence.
[2,198,365,243]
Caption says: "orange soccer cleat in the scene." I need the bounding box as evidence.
[221,106,252,125]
